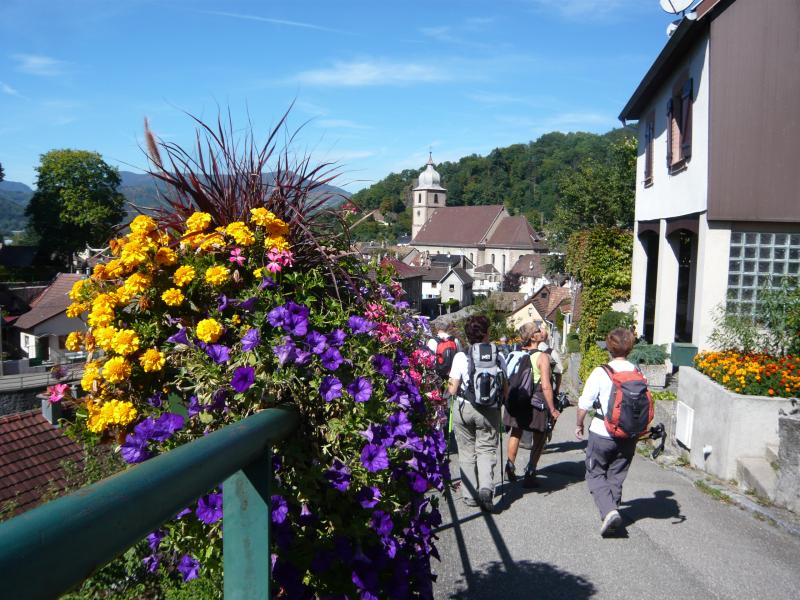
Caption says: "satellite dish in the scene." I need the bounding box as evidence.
[659,0,693,14]
[666,19,680,36]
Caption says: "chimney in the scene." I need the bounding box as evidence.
[40,395,64,427]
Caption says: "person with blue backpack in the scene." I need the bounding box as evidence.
[447,315,506,512]
[576,327,655,537]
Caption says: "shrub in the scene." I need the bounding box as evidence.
[596,310,635,340]
[628,343,669,365]
[62,113,447,598]
[566,332,580,354]
[694,351,800,397]
[579,344,609,383]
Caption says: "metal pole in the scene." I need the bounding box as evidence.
[0,306,4,377]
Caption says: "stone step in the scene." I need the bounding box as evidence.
[766,444,779,466]
[737,456,777,501]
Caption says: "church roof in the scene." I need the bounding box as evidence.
[486,216,538,249]
[412,205,506,246]
[413,154,445,191]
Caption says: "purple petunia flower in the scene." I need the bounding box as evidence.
[217,294,231,312]
[231,366,255,393]
[387,411,413,438]
[407,471,429,493]
[196,492,223,524]
[143,554,160,573]
[167,327,189,345]
[273,337,297,366]
[325,459,352,492]
[187,395,202,417]
[241,328,260,351]
[327,329,347,347]
[177,554,200,582]
[395,300,410,310]
[150,412,185,442]
[147,392,164,408]
[356,486,382,509]
[299,503,316,526]
[146,529,165,552]
[347,377,373,403]
[271,494,289,524]
[205,343,230,364]
[267,305,289,329]
[305,330,328,355]
[293,349,312,366]
[347,315,375,335]
[371,509,394,538]
[320,347,343,371]
[394,349,410,369]
[319,375,343,402]
[360,443,389,473]
[120,432,150,464]
[238,296,258,312]
[175,507,192,519]
[259,276,276,290]
[372,354,394,378]
[284,302,310,336]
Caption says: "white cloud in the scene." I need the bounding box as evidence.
[201,10,348,34]
[12,53,67,76]
[528,0,642,19]
[316,119,370,130]
[0,82,23,97]
[291,60,450,87]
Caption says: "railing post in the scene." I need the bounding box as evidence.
[223,447,272,599]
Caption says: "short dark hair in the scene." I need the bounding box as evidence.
[606,327,635,358]
[464,315,490,344]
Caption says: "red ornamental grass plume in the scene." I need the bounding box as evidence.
[142,107,359,297]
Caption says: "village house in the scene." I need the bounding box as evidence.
[409,155,546,278]
[14,274,86,364]
[620,0,800,352]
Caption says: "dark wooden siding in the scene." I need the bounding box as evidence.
[707,0,800,222]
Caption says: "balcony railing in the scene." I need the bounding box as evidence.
[0,406,299,599]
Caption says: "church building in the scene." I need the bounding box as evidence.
[408,155,545,277]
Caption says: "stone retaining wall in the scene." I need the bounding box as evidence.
[775,415,800,513]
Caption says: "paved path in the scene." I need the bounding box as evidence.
[432,409,800,599]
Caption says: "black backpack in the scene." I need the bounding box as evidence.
[462,343,504,408]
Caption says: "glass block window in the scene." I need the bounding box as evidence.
[727,231,800,316]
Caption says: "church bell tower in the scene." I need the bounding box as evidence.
[411,153,447,240]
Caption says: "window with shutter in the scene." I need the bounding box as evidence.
[644,112,655,187]
[667,76,693,173]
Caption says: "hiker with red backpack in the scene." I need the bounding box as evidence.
[576,327,654,537]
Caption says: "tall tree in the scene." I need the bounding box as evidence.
[26,149,126,265]
[0,161,5,182]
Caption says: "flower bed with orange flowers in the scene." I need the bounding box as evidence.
[694,351,800,398]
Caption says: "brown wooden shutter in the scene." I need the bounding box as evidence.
[666,98,674,168]
[680,78,693,160]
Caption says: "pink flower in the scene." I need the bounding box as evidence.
[410,348,435,369]
[365,303,386,320]
[229,248,245,266]
[48,383,69,404]
[408,369,422,386]
[428,389,443,404]
[374,322,401,344]
[266,261,282,274]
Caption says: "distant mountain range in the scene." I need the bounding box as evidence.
[0,172,350,234]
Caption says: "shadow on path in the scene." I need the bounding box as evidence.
[544,439,587,454]
[621,490,687,525]
[448,560,597,599]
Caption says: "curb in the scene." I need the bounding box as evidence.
[652,455,800,539]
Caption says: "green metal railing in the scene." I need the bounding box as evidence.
[0,406,299,599]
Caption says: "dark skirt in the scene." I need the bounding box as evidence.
[502,396,548,432]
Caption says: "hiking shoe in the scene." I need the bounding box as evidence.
[600,510,622,537]
[478,488,493,512]
[505,459,517,482]
[522,467,539,489]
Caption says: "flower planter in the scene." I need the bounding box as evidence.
[640,363,668,388]
[677,367,794,480]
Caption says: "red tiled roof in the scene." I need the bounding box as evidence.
[486,215,537,249]
[14,273,84,331]
[510,253,544,278]
[380,257,423,280]
[474,264,499,275]
[531,285,572,321]
[0,409,84,515]
[412,205,505,246]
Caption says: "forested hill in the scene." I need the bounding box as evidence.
[350,127,635,222]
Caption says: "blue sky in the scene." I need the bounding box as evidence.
[0,0,677,191]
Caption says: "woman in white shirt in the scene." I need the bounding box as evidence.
[575,327,639,537]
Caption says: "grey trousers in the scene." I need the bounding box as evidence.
[585,431,637,519]
[452,400,500,500]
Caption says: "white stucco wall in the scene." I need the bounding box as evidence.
[692,216,731,350]
[635,36,710,222]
